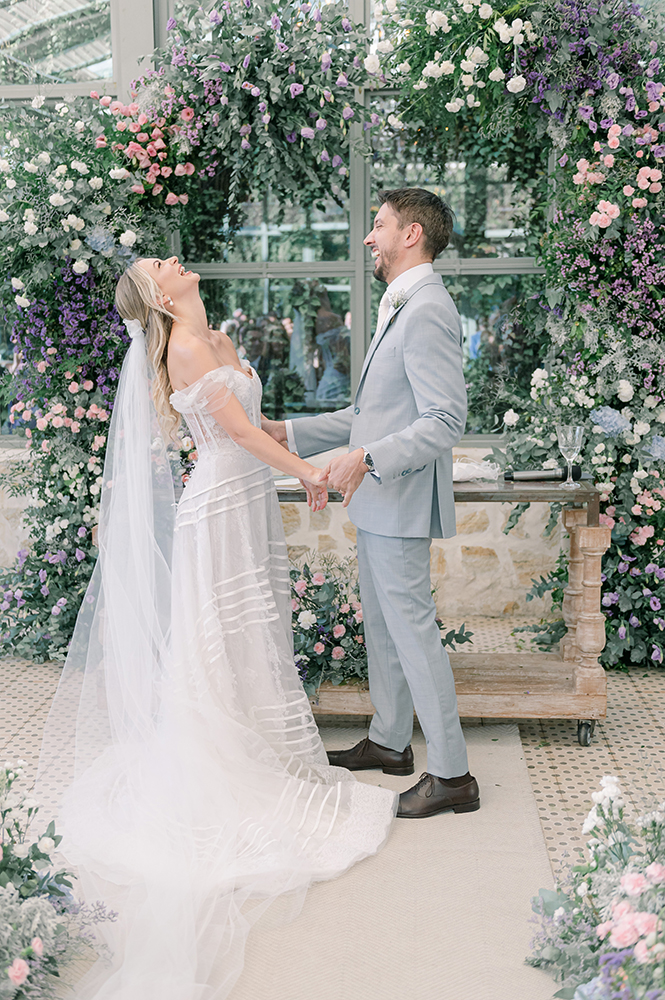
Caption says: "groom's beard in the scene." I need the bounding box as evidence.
[372,244,398,284]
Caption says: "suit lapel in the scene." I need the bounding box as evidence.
[355,274,443,400]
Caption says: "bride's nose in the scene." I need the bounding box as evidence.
[169,255,179,265]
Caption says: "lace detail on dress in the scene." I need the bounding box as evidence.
[170,361,261,458]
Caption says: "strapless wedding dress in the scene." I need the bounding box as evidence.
[47,359,396,1000]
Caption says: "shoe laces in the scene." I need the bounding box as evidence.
[413,772,435,798]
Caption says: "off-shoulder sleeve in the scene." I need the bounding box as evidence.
[170,365,236,416]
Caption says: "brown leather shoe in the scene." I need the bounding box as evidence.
[397,772,480,818]
[327,737,414,776]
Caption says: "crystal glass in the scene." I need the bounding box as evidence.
[556,425,585,489]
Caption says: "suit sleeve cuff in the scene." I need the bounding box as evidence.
[285,419,299,455]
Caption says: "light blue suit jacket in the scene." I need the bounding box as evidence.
[291,273,467,538]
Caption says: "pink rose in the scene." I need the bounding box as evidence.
[599,513,615,529]
[634,939,651,964]
[100,96,112,107]
[137,113,148,126]
[36,360,48,373]
[632,197,648,209]
[610,917,641,948]
[82,380,93,391]
[7,958,29,986]
[621,872,649,896]
[352,601,362,611]
[623,185,635,196]
[646,862,665,884]
[650,182,662,193]
[36,417,47,431]
[165,192,179,206]
[340,603,350,614]
[184,162,196,175]
[608,136,620,149]
[179,194,189,205]
[52,416,64,428]
[603,154,614,167]
[180,107,195,122]
[294,579,307,596]
[152,184,163,195]
[97,410,109,421]
[68,381,79,393]
[161,166,173,177]
[333,624,346,638]
[613,900,633,918]
[608,124,621,138]
[354,610,363,623]
[70,421,80,433]
[314,642,325,654]
[596,920,613,939]
[331,646,345,660]
[633,911,658,936]
[291,598,299,611]
[131,184,145,194]
[312,572,325,585]
[174,164,187,176]
[31,937,44,958]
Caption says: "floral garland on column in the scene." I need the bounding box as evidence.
[366,0,665,668]
[0,0,383,660]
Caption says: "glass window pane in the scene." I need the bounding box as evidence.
[370,95,543,258]
[447,273,546,434]
[181,188,350,264]
[0,0,112,85]
[199,277,352,418]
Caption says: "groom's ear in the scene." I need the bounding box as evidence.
[403,222,424,248]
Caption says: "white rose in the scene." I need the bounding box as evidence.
[49,193,66,206]
[13,842,31,858]
[542,458,560,469]
[119,230,137,247]
[387,114,405,129]
[440,60,455,74]
[109,168,130,180]
[463,3,473,10]
[634,421,650,436]
[0,210,8,222]
[23,162,38,173]
[55,164,67,175]
[71,160,89,174]
[0,159,9,172]
[297,610,317,628]
[461,73,475,87]
[460,59,476,72]
[506,75,526,93]
[11,277,24,290]
[503,409,519,426]
[397,61,411,73]
[489,67,505,81]
[37,151,51,165]
[37,836,55,854]
[499,29,512,43]
[469,46,488,64]
[513,32,525,44]
[385,0,397,9]
[88,177,103,190]
[63,179,74,190]
[6,179,16,189]
[100,203,112,215]
[31,95,46,109]
[466,94,480,107]
[617,379,634,402]
[376,39,394,53]
[72,260,89,274]
[15,295,30,308]
[478,2,493,16]
[70,239,81,250]
[364,54,381,74]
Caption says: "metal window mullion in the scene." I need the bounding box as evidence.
[110,0,154,102]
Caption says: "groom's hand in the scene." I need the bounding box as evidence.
[324,448,368,508]
[261,416,288,449]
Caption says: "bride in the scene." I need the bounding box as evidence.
[36,256,396,1000]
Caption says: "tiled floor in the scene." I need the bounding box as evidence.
[2,620,665,880]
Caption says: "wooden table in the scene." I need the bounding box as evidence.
[277,479,610,745]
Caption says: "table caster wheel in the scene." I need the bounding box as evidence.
[577,720,596,746]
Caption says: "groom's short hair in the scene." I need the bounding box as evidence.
[378,188,454,259]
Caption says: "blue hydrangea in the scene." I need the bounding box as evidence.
[85,226,115,253]
[589,406,631,437]
[646,434,665,460]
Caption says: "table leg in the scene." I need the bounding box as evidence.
[574,525,611,696]
[561,509,589,662]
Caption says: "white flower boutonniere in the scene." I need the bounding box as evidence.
[388,288,407,310]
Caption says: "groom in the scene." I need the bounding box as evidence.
[264,188,479,818]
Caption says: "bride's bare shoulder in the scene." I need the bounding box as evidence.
[168,329,218,390]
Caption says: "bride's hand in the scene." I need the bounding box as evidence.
[300,468,328,512]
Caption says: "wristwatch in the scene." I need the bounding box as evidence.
[362,449,375,473]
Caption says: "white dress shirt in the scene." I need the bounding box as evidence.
[285,261,435,455]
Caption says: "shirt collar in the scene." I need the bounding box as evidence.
[385,262,434,301]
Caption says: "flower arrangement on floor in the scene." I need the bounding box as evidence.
[528,775,665,1000]
[290,551,472,695]
[1,763,115,998]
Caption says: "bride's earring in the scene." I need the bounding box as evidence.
[165,296,174,307]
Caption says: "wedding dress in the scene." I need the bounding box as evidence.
[36,331,396,1000]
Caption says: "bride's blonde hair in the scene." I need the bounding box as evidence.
[115,262,181,440]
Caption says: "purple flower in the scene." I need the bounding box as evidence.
[622,124,634,135]
[313,7,322,20]
[656,567,665,581]
[651,596,662,611]
[288,61,296,74]
[315,117,327,129]
[630,567,642,577]
[271,13,280,30]
[258,102,266,112]
[243,53,251,70]
[77,526,86,538]
[645,563,658,573]
[75,549,85,562]
[239,124,251,135]
[332,154,342,167]
[277,41,288,53]
[56,597,67,608]
[371,112,379,125]
[286,131,297,143]
[602,592,619,606]
[243,0,250,7]
[323,89,333,102]
[290,82,304,98]
[618,561,629,573]
[629,614,641,627]
[40,585,49,596]
[300,126,315,139]
[241,138,250,150]
[209,10,222,25]
[320,150,330,161]
[652,646,663,662]
[342,106,354,120]
[39,569,47,583]
[321,52,332,72]
[618,625,627,639]
[341,17,351,30]
[166,16,177,30]
[558,154,568,167]
[336,72,348,87]
[653,145,665,158]
[300,2,310,11]
[251,86,260,96]
[606,72,620,89]
[219,62,231,72]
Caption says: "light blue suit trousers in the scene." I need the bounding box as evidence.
[356,529,469,778]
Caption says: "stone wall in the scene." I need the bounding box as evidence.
[0,439,563,620]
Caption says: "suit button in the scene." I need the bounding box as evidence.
[354,406,360,414]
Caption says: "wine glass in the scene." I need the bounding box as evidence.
[556,425,584,489]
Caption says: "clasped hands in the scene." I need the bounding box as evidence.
[303,449,368,510]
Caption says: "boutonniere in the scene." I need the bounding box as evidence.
[388,288,407,310]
